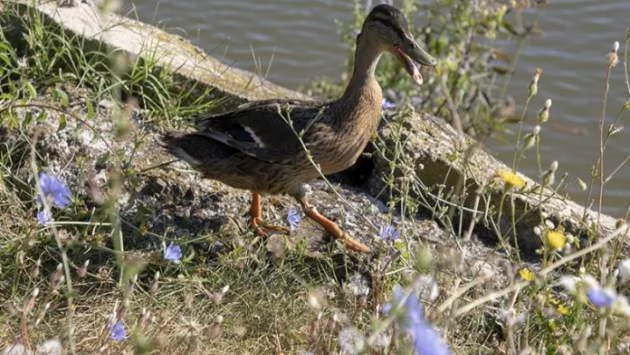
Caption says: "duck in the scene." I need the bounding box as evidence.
[162,4,436,253]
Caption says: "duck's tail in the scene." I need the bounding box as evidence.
[161,132,203,166]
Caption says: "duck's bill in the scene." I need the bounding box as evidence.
[394,42,436,86]
[394,48,423,85]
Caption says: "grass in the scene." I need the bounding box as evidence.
[1,1,630,354]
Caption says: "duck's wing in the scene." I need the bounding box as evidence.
[194,99,329,163]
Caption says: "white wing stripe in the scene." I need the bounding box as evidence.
[242,125,266,148]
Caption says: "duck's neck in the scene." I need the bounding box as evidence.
[340,35,384,105]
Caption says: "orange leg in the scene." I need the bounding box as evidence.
[298,197,371,253]
[249,192,290,236]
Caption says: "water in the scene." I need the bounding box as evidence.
[123,0,630,217]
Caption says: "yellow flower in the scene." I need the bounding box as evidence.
[496,169,526,189]
[546,231,567,250]
[519,268,535,281]
[557,303,569,315]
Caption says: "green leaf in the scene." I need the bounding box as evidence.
[24,81,37,99]
[22,111,33,128]
[0,53,12,67]
[86,100,95,120]
[58,113,67,131]
[36,111,48,123]
[53,87,69,108]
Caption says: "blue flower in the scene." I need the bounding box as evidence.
[388,285,450,355]
[164,242,182,263]
[38,173,71,208]
[37,209,52,225]
[379,224,400,241]
[587,287,616,308]
[410,320,450,355]
[287,207,302,231]
[111,320,126,341]
[382,98,396,110]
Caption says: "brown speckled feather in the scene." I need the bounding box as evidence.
[194,99,328,163]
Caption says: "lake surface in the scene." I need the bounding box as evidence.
[123,0,630,217]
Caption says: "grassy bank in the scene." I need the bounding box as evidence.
[1,1,630,354]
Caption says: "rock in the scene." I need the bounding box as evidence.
[369,113,618,258]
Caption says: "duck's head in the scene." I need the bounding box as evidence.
[360,4,436,85]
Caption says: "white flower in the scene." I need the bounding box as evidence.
[612,294,630,317]
[544,219,556,229]
[500,307,525,327]
[344,273,370,297]
[581,274,600,289]
[338,327,365,354]
[618,259,630,283]
[558,275,578,293]
[36,339,62,355]
[17,57,28,69]
[416,275,440,302]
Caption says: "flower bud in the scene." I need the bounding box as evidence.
[608,41,619,67]
[542,169,556,187]
[618,259,630,283]
[537,99,552,123]
[528,68,543,98]
[523,133,536,150]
